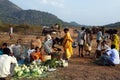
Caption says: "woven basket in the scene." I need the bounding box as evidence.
[42,55,51,61]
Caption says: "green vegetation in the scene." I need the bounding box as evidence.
[104,22,120,28]
[0,0,80,27]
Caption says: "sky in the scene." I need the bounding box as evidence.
[9,0,120,26]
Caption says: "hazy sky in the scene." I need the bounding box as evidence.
[9,0,120,26]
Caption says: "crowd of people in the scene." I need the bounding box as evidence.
[0,27,120,79]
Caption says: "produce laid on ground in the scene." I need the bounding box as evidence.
[12,59,68,79]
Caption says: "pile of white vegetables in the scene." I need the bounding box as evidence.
[13,59,68,78]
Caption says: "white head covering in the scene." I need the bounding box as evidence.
[46,34,52,40]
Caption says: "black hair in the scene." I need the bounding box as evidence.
[3,48,11,55]
[114,29,118,34]
[35,47,39,51]
[2,43,7,47]
[111,44,116,49]
[64,28,69,32]
[81,27,85,30]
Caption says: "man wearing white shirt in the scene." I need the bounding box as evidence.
[106,44,120,65]
[77,27,86,57]
[95,44,120,66]
[0,48,17,79]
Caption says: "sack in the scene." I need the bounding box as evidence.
[84,44,91,51]
[72,42,78,48]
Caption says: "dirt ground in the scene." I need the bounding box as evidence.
[1,28,120,80]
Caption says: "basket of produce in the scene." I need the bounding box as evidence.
[42,55,51,62]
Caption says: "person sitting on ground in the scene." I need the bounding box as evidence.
[95,40,110,59]
[95,44,120,66]
[0,43,11,56]
[30,47,43,62]
[43,34,53,55]
[11,39,22,61]
[27,45,35,62]
[0,48,17,79]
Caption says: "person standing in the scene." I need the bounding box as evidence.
[77,27,86,57]
[96,28,103,47]
[9,26,13,40]
[43,34,53,55]
[62,28,73,60]
[84,28,93,56]
[111,30,119,51]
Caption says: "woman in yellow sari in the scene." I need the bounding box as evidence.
[62,28,73,60]
[111,30,119,51]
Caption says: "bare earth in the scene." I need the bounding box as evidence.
[1,28,120,80]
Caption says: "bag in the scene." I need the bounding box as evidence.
[72,42,78,48]
[84,43,91,51]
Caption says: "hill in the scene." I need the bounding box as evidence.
[0,0,80,26]
[104,22,120,28]
[69,21,80,26]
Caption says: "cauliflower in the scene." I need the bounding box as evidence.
[17,71,23,77]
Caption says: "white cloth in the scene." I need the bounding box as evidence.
[44,39,53,54]
[0,55,17,77]
[97,31,102,40]
[97,44,110,51]
[10,27,13,34]
[103,44,111,51]
[106,49,120,64]
[77,30,86,45]
[46,34,52,40]
[8,44,15,54]
[27,49,35,57]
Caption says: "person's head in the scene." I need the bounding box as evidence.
[64,28,69,33]
[35,47,40,52]
[16,39,22,45]
[114,29,118,34]
[81,27,85,31]
[2,43,8,48]
[99,28,102,31]
[111,44,116,49]
[3,48,11,56]
[36,36,40,39]
[102,40,107,46]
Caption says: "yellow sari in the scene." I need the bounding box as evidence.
[62,32,73,59]
[111,34,119,51]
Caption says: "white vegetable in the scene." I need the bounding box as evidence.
[17,71,23,77]
[63,62,68,67]
[24,68,30,73]
[37,69,42,75]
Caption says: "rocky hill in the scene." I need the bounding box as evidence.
[0,0,80,26]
